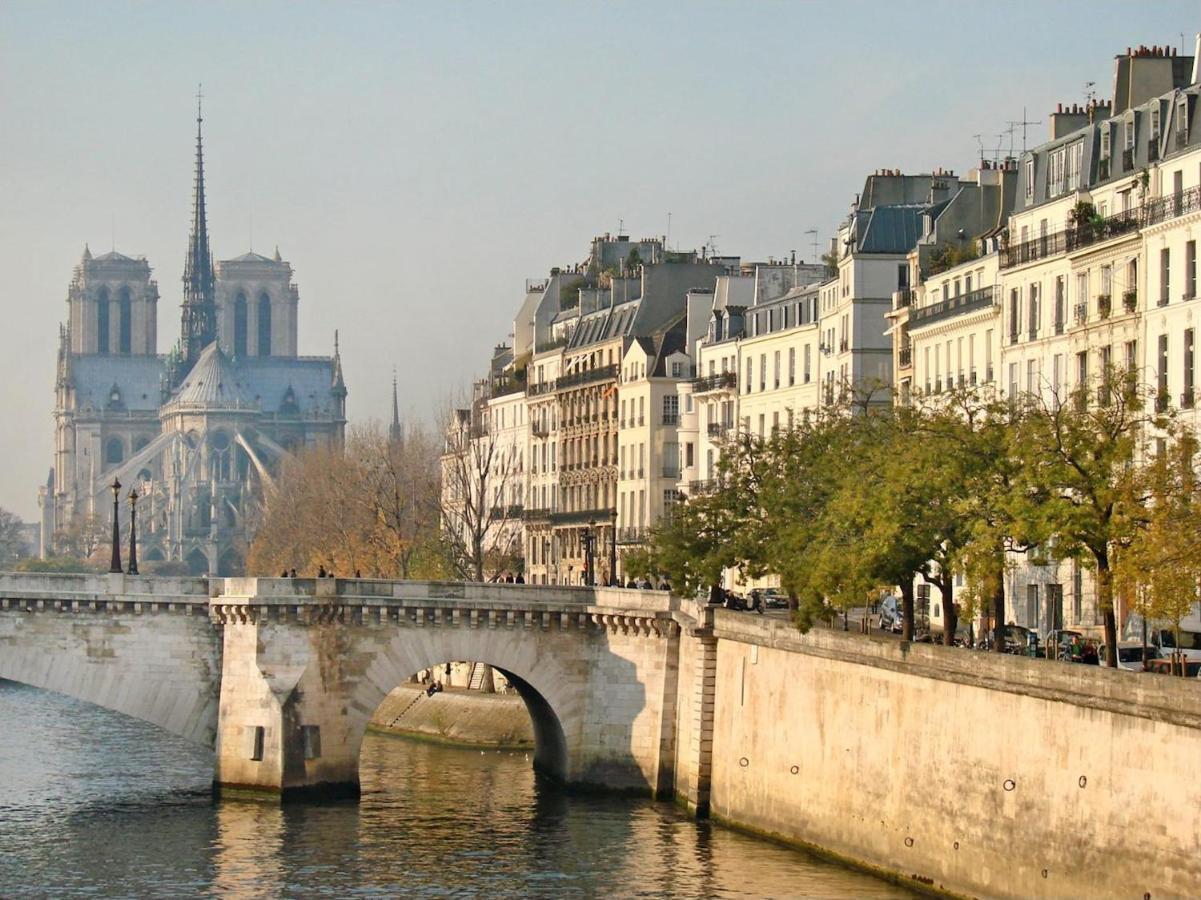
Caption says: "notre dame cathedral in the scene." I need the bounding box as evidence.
[37,103,348,575]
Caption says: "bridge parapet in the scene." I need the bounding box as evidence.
[215,577,677,612]
[209,579,679,638]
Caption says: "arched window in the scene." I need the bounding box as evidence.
[233,291,248,357]
[257,293,272,356]
[118,287,132,354]
[96,287,110,354]
[104,437,124,466]
[210,431,231,481]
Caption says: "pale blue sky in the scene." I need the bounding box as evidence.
[1,1,1197,517]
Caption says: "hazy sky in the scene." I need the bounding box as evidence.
[1,1,1197,518]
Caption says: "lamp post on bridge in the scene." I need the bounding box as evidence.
[126,488,139,576]
[108,478,122,574]
[584,518,597,587]
[609,508,618,587]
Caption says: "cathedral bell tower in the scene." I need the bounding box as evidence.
[179,88,217,376]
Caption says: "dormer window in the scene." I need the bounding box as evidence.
[1178,98,1190,149]
[1151,106,1161,140]
[1024,158,1034,200]
[105,384,125,411]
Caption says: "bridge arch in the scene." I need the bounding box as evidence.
[0,576,221,747]
[348,638,580,785]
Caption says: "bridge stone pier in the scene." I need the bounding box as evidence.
[0,573,687,801]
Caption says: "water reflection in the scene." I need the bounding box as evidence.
[0,681,912,898]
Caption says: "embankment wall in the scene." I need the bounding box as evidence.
[677,609,1201,899]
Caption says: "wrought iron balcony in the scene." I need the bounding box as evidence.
[1144,185,1201,226]
[555,364,619,392]
[706,422,726,437]
[909,286,998,329]
[898,346,912,368]
[690,371,737,393]
[617,526,650,544]
[1001,207,1141,270]
[550,508,614,526]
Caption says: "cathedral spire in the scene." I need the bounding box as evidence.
[180,85,217,374]
[389,367,402,445]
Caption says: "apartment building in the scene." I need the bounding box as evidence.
[524,346,561,584]
[616,323,690,569]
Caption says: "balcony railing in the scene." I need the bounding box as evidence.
[1123,290,1138,312]
[1144,184,1201,227]
[898,346,912,368]
[489,504,524,519]
[909,285,998,329]
[550,508,614,526]
[1001,208,1141,270]
[1121,147,1134,170]
[527,381,556,397]
[555,364,619,392]
[690,371,737,393]
[894,288,916,309]
[706,422,726,437]
[617,526,650,544]
[531,421,550,438]
[688,479,720,495]
[523,507,553,522]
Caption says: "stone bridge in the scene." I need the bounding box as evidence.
[0,573,697,801]
[4,572,1200,897]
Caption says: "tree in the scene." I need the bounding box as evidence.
[1114,433,1201,673]
[248,423,450,579]
[53,513,108,565]
[0,508,27,567]
[439,406,523,581]
[1007,372,1163,667]
[355,425,444,579]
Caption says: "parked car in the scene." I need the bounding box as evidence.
[762,589,788,609]
[876,596,901,632]
[1098,643,1161,671]
[1001,624,1033,654]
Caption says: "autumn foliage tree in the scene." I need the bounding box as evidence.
[248,423,447,578]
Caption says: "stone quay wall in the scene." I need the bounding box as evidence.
[672,606,1201,899]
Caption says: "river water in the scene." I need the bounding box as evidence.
[0,680,911,898]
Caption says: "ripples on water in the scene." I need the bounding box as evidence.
[0,681,912,898]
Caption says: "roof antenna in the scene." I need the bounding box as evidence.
[804,228,819,264]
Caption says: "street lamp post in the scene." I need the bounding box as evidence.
[586,519,597,587]
[609,508,618,587]
[126,488,139,576]
[108,478,122,574]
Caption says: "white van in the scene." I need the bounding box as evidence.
[1123,608,1201,662]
